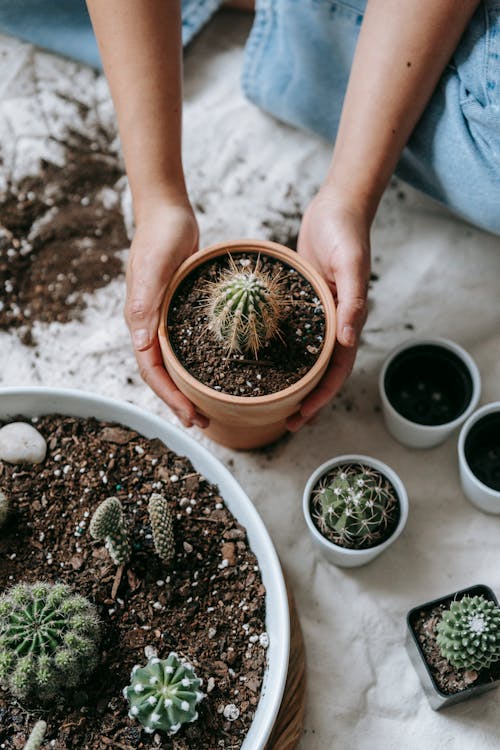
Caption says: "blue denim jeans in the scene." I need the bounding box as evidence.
[242,0,500,235]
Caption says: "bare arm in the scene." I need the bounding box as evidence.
[292,0,479,429]
[86,1,206,428]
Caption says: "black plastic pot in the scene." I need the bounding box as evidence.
[406,584,500,710]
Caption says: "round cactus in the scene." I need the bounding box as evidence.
[204,256,286,357]
[0,490,8,528]
[23,720,47,750]
[123,652,204,735]
[436,595,500,671]
[0,582,100,704]
[89,496,130,565]
[311,463,399,549]
[148,493,175,564]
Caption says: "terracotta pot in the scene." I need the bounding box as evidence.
[158,239,336,449]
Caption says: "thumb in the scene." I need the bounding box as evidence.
[332,260,369,348]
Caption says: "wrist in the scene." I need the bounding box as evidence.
[315,179,378,227]
[133,182,192,226]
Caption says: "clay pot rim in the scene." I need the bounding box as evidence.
[159,239,336,406]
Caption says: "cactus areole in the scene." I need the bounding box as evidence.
[311,463,400,550]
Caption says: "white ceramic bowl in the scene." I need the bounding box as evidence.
[0,387,289,750]
[458,401,500,514]
[379,337,481,449]
[303,454,409,567]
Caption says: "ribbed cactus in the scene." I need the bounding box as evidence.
[148,493,175,564]
[204,257,286,357]
[89,496,130,565]
[123,652,204,735]
[312,463,399,549]
[0,582,100,703]
[23,720,47,750]
[0,490,8,528]
[436,595,500,671]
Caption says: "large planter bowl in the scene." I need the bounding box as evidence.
[379,337,481,449]
[0,387,289,750]
[158,239,336,450]
[458,401,500,514]
[302,454,409,567]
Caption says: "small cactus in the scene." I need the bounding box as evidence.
[0,490,8,528]
[89,496,130,565]
[204,256,286,357]
[148,493,175,564]
[23,720,47,750]
[436,595,500,671]
[123,652,204,735]
[0,582,100,704]
[311,463,399,549]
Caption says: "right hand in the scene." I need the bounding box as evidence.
[125,200,209,429]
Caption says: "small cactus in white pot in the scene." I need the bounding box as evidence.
[303,454,409,567]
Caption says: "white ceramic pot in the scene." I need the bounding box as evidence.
[379,337,481,449]
[0,387,289,750]
[303,454,409,567]
[458,401,500,514]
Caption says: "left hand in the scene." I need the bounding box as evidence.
[287,184,371,431]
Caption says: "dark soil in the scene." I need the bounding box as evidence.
[309,463,401,551]
[0,416,266,749]
[0,133,127,344]
[167,252,326,397]
[412,601,500,695]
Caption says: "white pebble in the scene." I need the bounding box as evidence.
[223,704,240,721]
[0,422,47,464]
[259,632,269,648]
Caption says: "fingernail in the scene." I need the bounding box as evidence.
[342,325,356,347]
[132,329,149,350]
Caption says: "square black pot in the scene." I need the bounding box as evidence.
[406,584,500,710]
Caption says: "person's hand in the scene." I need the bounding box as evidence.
[125,200,209,429]
[287,185,371,431]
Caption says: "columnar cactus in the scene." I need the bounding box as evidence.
[312,463,399,549]
[23,720,47,750]
[148,493,175,564]
[0,490,8,528]
[0,582,100,703]
[89,496,130,565]
[436,595,500,671]
[204,257,286,357]
[123,652,204,735]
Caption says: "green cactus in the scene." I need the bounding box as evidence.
[204,256,286,357]
[148,493,175,564]
[89,496,130,565]
[123,652,204,735]
[436,595,500,671]
[311,463,399,549]
[23,720,47,750]
[0,582,100,704]
[0,490,8,528]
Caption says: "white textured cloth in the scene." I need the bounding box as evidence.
[1,11,500,750]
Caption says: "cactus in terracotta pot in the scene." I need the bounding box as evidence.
[436,595,500,670]
[89,496,130,565]
[0,582,100,703]
[311,463,399,549]
[123,652,204,735]
[204,257,286,357]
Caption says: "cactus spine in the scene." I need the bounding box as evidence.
[204,256,286,357]
[123,652,204,735]
[311,463,399,549]
[0,490,8,528]
[436,595,500,671]
[23,720,47,750]
[0,582,100,704]
[148,493,175,564]
[89,496,130,565]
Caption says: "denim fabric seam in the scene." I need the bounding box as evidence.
[241,0,275,102]
[485,2,500,102]
[458,1,489,106]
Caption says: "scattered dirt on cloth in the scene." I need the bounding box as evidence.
[168,252,326,397]
[412,600,500,696]
[308,463,401,551]
[0,415,266,749]
[0,132,127,344]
